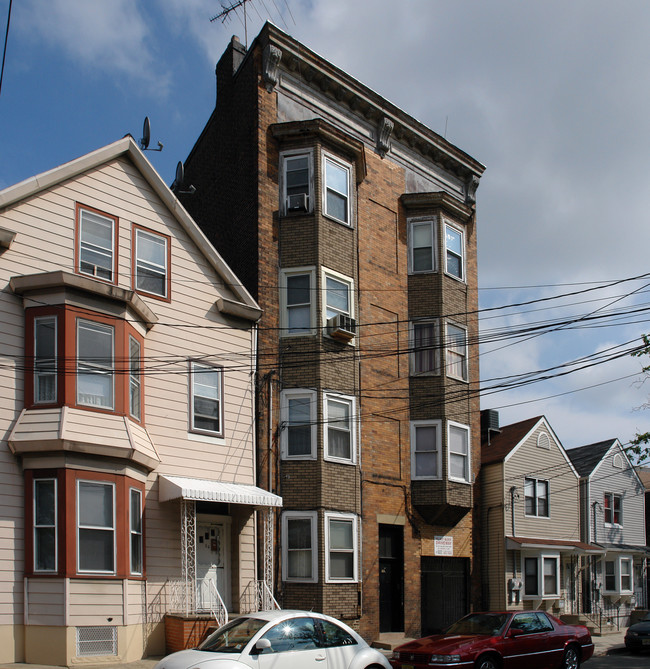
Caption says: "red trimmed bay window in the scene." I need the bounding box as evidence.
[24,305,144,422]
[24,469,145,578]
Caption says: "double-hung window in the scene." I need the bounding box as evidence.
[130,488,143,575]
[77,319,115,409]
[408,219,436,273]
[282,511,317,582]
[129,336,142,421]
[411,420,441,479]
[604,492,622,525]
[34,315,57,404]
[525,478,549,517]
[324,393,355,463]
[34,478,57,572]
[411,320,439,375]
[620,557,632,592]
[77,480,115,574]
[190,361,223,437]
[281,389,317,459]
[322,268,354,337]
[325,513,358,582]
[323,154,351,225]
[524,554,559,597]
[444,222,464,281]
[281,150,312,214]
[604,556,633,593]
[281,268,314,335]
[134,227,169,298]
[446,322,468,381]
[77,205,116,282]
[448,422,471,483]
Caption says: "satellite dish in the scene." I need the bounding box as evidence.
[141,117,151,150]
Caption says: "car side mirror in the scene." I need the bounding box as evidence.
[508,628,524,638]
[251,638,272,654]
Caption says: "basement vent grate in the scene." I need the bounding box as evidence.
[76,626,117,656]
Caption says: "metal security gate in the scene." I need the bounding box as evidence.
[421,557,469,635]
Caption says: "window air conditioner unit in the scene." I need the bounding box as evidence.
[327,314,356,341]
[287,193,308,212]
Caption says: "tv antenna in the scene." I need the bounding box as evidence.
[210,0,252,46]
[140,116,163,152]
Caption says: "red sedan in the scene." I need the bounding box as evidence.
[390,611,593,669]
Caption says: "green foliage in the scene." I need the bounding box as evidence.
[630,334,650,463]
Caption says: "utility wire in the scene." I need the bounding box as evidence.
[0,0,12,100]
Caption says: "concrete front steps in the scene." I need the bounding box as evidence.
[372,633,416,651]
[560,614,623,637]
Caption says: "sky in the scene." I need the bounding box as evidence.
[2,0,650,454]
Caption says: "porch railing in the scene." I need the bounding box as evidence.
[240,580,280,614]
[200,579,228,628]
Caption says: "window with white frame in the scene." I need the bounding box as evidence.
[445,322,468,381]
[281,268,315,336]
[324,393,355,463]
[77,319,114,409]
[77,206,116,282]
[190,361,223,436]
[411,320,439,375]
[34,478,57,572]
[129,336,141,421]
[604,555,633,593]
[323,269,354,323]
[410,420,441,479]
[604,492,622,525]
[323,153,351,225]
[130,488,143,576]
[444,222,464,281]
[325,513,358,582]
[448,422,471,483]
[134,227,169,298]
[523,554,559,597]
[282,511,317,582]
[524,478,549,517]
[408,219,436,273]
[34,315,57,404]
[281,150,313,214]
[77,480,115,574]
[281,389,317,459]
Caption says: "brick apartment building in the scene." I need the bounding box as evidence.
[180,23,485,641]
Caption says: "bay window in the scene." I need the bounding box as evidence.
[325,513,358,582]
[408,219,436,273]
[446,322,468,381]
[411,320,439,375]
[323,154,351,225]
[129,336,141,421]
[130,488,143,576]
[324,393,355,463]
[77,319,114,409]
[444,222,464,281]
[411,420,441,479]
[282,511,317,582]
[34,478,57,572]
[34,315,57,404]
[281,389,317,459]
[77,480,115,574]
[524,554,559,597]
[448,422,471,483]
[281,269,314,335]
[281,150,313,214]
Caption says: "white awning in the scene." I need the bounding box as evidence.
[159,475,282,507]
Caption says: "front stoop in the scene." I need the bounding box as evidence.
[372,633,416,651]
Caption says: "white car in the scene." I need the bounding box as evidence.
[154,609,391,669]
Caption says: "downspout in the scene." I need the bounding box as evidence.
[510,486,518,537]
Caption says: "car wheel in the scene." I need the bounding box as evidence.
[562,644,580,669]
[475,654,500,669]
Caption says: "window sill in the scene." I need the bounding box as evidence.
[324,455,356,466]
[188,431,226,446]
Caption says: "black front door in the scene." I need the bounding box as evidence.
[421,556,469,635]
[379,524,404,633]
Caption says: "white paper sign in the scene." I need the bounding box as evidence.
[434,535,453,556]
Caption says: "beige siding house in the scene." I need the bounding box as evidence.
[0,138,279,665]
[480,412,600,616]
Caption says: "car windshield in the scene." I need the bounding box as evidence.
[446,613,509,636]
[198,617,267,653]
